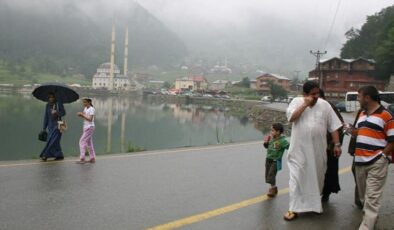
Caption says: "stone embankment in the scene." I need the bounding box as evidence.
[145,94,290,134]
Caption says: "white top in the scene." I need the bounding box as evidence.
[83,106,95,128]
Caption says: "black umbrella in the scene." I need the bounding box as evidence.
[32,83,79,104]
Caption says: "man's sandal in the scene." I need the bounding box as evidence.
[283,211,298,221]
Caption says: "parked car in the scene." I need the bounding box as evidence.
[160,89,170,95]
[335,101,346,112]
[261,96,272,102]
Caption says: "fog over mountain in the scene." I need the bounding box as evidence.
[138,0,394,77]
[0,0,187,77]
[0,0,393,79]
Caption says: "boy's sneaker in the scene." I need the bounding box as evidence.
[268,186,278,197]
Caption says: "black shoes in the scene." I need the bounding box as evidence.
[40,156,64,161]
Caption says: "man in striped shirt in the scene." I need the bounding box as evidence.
[354,85,394,230]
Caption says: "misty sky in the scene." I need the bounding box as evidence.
[138,0,393,50]
[4,0,394,77]
[135,0,394,76]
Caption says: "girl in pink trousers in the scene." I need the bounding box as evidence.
[76,98,96,164]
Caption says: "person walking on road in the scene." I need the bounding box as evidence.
[76,97,96,164]
[40,93,66,161]
[319,89,344,202]
[263,123,289,198]
[284,81,342,221]
[351,86,394,230]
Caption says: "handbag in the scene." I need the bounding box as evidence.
[55,102,67,133]
[58,120,67,133]
[38,130,48,142]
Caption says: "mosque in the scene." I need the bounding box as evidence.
[92,63,131,90]
[92,26,133,91]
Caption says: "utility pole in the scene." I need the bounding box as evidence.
[310,50,327,88]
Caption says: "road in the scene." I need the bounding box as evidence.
[0,102,392,230]
[1,138,393,230]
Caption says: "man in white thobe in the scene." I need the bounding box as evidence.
[284,81,342,220]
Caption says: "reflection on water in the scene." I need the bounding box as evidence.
[0,93,262,161]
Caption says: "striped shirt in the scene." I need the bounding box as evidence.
[355,106,394,164]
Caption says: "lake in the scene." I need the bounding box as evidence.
[0,93,263,161]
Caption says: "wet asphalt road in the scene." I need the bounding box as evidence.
[0,138,393,230]
[1,104,393,230]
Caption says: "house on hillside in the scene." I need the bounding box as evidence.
[209,80,229,91]
[134,73,153,84]
[250,80,257,89]
[175,76,208,91]
[255,73,290,92]
[308,57,385,98]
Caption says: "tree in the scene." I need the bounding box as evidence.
[162,81,172,89]
[344,27,360,40]
[240,77,250,88]
[340,5,394,80]
[375,28,394,79]
[268,80,287,100]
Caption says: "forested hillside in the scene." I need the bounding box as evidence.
[0,0,187,84]
[341,5,394,79]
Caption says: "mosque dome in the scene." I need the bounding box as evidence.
[99,62,120,71]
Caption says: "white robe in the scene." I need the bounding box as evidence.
[286,97,342,213]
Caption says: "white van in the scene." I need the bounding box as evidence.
[261,96,272,102]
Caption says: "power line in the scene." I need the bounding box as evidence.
[323,0,342,50]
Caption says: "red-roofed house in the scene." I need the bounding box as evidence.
[255,73,290,92]
[175,76,208,91]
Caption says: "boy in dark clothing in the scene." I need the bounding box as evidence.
[263,123,289,197]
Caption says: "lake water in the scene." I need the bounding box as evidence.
[0,93,263,161]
